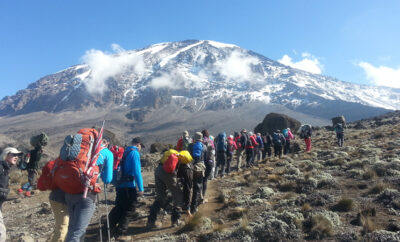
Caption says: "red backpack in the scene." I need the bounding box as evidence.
[162,154,179,173]
[53,128,102,194]
[37,159,58,191]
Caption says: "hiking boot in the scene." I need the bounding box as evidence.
[146,221,158,229]
[25,191,32,197]
[172,219,183,227]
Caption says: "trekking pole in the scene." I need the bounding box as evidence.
[104,183,111,242]
[96,194,103,242]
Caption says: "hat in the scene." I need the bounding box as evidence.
[131,137,145,148]
[183,130,189,137]
[241,129,247,133]
[1,147,23,161]
[229,135,233,139]
[194,132,203,141]
[249,131,253,136]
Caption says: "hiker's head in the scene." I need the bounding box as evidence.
[249,131,253,136]
[229,135,234,139]
[194,132,203,141]
[241,129,247,133]
[131,137,145,150]
[276,130,280,133]
[1,147,22,165]
[102,138,110,147]
[201,129,209,138]
[257,133,261,136]
[183,130,189,138]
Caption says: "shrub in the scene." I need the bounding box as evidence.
[331,199,354,212]
[368,184,387,195]
[228,207,248,220]
[304,214,334,240]
[279,182,297,192]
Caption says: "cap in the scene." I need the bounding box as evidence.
[241,129,247,133]
[249,131,253,136]
[194,132,203,141]
[3,147,23,155]
[183,130,189,137]
[131,137,145,148]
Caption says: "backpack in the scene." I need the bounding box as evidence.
[178,150,193,164]
[227,139,235,153]
[53,128,102,194]
[37,159,58,191]
[17,153,30,170]
[283,129,289,138]
[161,149,179,164]
[30,132,49,148]
[300,125,312,138]
[112,147,135,186]
[273,133,281,145]
[163,154,179,173]
[216,133,227,152]
[335,123,344,133]
[192,142,204,160]
[203,137,215,161]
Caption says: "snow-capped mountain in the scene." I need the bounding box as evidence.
[1,40,399,121]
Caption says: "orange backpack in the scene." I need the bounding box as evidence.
[162,153,179,173]
[53,128,102,194]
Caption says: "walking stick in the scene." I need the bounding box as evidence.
[96,194,103,242]
[104,183,111,242]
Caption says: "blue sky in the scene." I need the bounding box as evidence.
[1,1,400,99]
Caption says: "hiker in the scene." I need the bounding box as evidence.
[300,124,313,152]
[49,189,69,242]
[64,137,113,242]
[245,132,258,167]
[0,147,23,241]
[188,132,207,214]
[201,130,215,179]
[272,130,286,158]
[262,133,273,159]
[215,132,227,177]
[107,137,144,238]
[176,130,192,151]
[334,123,345,147]
[255,133,264,163]
[148,146,185,228]
[236,129,248,171]
[226,135,237,174]
[283,128,294,154]
[18,145,43,197]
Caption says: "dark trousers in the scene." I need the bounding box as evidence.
[107,187,138,236]
[203,160,213,198]
[190,175,203,213]
[215,151,226,177]
[337,133,344,147]
[284,140,291,154]
[274,144,283,158]
[246,148,254,166]
[262,145,272,159]
[27,169,36,186]
[226,152,233,174]
[179,167,193,210]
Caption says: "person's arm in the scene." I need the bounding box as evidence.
[131,151,144,192]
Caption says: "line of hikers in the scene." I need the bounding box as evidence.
[0,121,347,241]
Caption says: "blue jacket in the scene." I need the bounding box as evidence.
[256,136,264,149]
[96,147,114,184]
[118,146,144,192]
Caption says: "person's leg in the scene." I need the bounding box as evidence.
[107,187,126,236]
[65,193,96,242]
[27,169,36,189]
[236,148,242,171]
[148,167,168,224]
[118,188,138,234]
[49,199,69,242]
[226,153,231,174]
[203,161,212,197]
[190,175,203,214]
[183,168,193,211]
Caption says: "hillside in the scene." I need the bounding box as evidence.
[2,111,400,241]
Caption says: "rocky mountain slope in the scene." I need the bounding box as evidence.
[3,111,400,241]
[1,40,399,121]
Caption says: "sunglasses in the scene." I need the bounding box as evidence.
[9,153,20,157]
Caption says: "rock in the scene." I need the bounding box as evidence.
[38,202,52,215]
[296,192,336,207]
[254,187,275,199]
[254,113,301,135]
[149,142,173,153]
[365,230,400,242]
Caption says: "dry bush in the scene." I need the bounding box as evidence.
[228,207,248,220]
[267,174,283,183]
[279,181,297,192]
[304,214,334,240]
[368,183,388,195]
[177,212,204,233]
[9,170,26,185]
[372,132,384,139]
[331,198,354,212]
[325,158,345,166]
[362,168,376,180]
[301,203,312,212]
[244,174,257,187]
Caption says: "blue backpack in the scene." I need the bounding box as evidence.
[282,129,289,138]
[273,133,281,145]
[217,133,227,152]
[192,142,203,159]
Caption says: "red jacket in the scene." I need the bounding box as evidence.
[227,137,238,152]
[110,145,125,170]
[246,135,258,149]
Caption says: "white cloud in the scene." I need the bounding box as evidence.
[357,61,400,88]
[149,69,203,89]
[215,50,262,82]
[278,53,323,74]
[81,44,145,94]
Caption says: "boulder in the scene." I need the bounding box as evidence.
[254,113,301,135]
[149,142,174,153]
